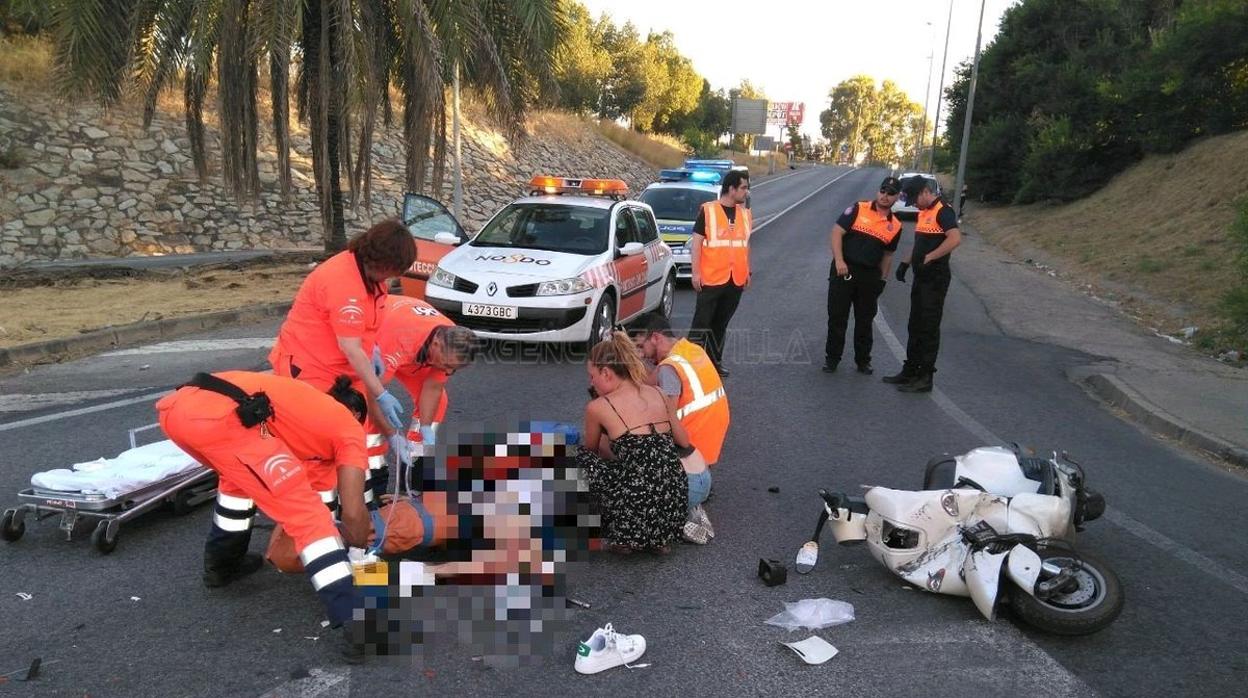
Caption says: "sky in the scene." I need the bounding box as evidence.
[578,0,1018,141]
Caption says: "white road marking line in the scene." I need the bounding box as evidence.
[750,166,816,189]
[0,391,169,432]
[102,338,274,356]
[0,388,156,413]
[257,667,351,698]
[875,308,1248,597]
[754,169,856,234]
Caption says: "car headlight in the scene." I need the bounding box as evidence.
[430,266,457,289]
[536,277,591,296]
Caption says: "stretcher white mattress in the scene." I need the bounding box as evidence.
[30,439,202,499]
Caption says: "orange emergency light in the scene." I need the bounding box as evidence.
[528,175,629,199]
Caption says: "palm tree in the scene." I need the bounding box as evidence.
[45,0,566,252]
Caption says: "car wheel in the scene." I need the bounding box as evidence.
[659,272,676,319]
[587,294,616,349]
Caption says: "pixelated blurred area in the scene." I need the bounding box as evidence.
[355,420,599,663]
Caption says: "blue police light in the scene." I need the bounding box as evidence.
[689,170,722,183]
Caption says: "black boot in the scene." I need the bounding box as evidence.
[204,552,264,588]
[897,370,933,393]
[882,362,918,384]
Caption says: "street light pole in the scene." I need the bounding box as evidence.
[926,0,955,173]
[915,21,935,170]
[954,0,987,220]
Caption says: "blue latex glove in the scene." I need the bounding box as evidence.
[387,432,412,466]
[368,509,386,554]
[420,424,437,446]
[371,346,385,377]
[376,390,404,430]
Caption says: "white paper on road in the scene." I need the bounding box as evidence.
[781,636,839,665]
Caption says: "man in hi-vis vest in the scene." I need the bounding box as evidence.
[689,169,752,378]
[630,314,729,543]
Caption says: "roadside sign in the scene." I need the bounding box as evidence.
[731,98,768,135]
[753,136,776,151]
[767,102,805,126]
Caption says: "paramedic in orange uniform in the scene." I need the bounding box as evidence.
[268,220,417,465]
[363,297,478,500]
[157,371,371,660]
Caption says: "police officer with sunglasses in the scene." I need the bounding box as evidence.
[823,176,903,374]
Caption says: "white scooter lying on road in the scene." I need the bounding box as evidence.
[796,445,1122,635]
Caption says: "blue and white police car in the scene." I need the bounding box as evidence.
[423,176,675,346]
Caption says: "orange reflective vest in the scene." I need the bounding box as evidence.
[915,200,949,236]
[698,201,752,286]
[849,201,900,245]
[661,338,730,464]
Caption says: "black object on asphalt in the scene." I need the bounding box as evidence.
[768,486,780,493]
[758,558,788,586]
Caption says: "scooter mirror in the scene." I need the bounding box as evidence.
[795,541,819,574]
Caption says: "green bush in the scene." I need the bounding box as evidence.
[1221,195,1248,333]
[681,128,720,158]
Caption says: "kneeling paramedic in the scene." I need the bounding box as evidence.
[365,297,477,499]
[629,314,729,542]
[156,371,373,660]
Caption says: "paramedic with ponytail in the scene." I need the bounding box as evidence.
[363,296,478,500]
[156,371,372,662]
[268,219,418,470]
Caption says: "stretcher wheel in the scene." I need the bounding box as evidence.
[1,509,24,542]
[171,489,195,516]
[91,520,118,554]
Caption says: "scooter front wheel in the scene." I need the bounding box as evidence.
[1008,545,1123,635]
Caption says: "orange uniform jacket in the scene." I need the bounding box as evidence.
[269,250,388,387]
[157,371,368,483]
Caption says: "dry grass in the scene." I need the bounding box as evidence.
[0,263,307,348]
[590,119,686,169]
[966,129,1248,340]
[0,35,53,90]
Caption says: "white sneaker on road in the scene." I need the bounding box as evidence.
[574,623,646,674]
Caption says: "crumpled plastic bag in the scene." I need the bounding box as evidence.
[765,598,855,631]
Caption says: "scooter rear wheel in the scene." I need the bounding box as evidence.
[1008,545,1123,635]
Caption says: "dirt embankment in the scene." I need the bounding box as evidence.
[0,259,314,348]
[964,129,1248,359]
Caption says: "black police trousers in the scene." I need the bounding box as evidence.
[904,263,951,372]
[825,263,885,366]
[690,281,744,367]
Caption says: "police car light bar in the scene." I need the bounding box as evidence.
[529,175,629,198]
[683,159,734,170]
[658,168,723,184]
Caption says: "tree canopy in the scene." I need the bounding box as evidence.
[819,75,926,167]
[942,0,1248,204]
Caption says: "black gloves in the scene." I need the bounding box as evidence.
[895,262,910,283]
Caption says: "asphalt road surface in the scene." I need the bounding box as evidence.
[3,165,1246,696]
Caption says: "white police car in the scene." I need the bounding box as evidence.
[638,168,722,281]
[424,176,675,345]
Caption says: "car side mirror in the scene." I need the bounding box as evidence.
[618,242,644,257]
[433,232,462,246]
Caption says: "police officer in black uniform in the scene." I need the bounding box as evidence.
[823,176,903,374]
[886,176,962,392]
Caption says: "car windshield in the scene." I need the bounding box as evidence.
[639,188,718,222]
[470,203,609,255]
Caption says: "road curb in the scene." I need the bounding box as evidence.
[1079,370,1248,468]
[0,302,291,373]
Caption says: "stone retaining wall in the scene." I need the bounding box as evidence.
[0,86,657,266]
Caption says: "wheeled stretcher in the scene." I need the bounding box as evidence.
[1,424,217,554]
